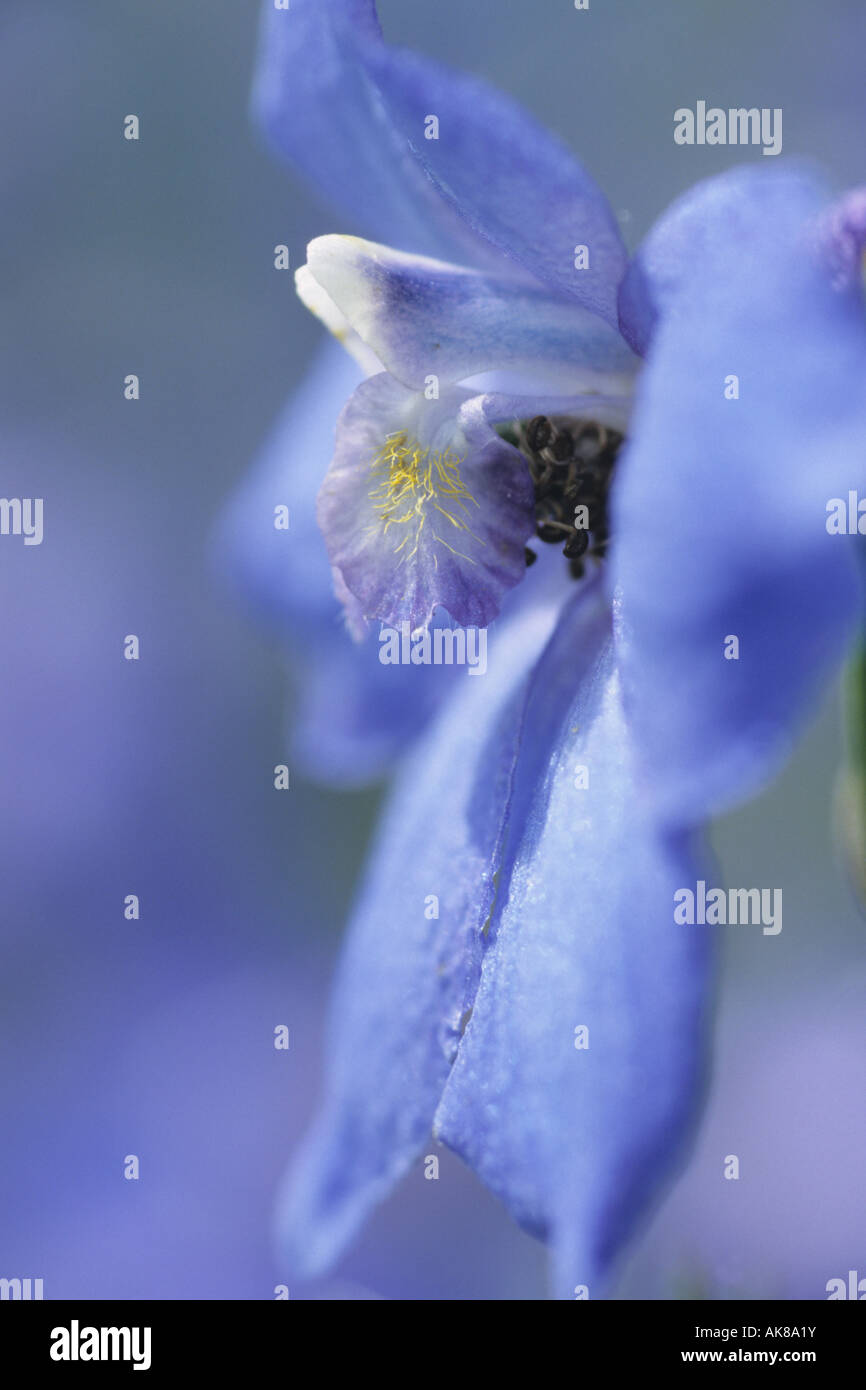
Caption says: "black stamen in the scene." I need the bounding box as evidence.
[526,415,554,453]
[563,528,589,560]
[513,413,624,579]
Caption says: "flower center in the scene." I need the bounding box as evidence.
[510,414,625,580]
[367,430,481,562]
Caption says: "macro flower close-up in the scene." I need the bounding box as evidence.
[4,0,866,1337]
[222,1,866,1302]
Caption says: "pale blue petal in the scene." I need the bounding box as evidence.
[318,374,535,630]
[218,340,363,639]
[216,341,453,785]
[618,166,823,356]
[434,596,712,1299]
[254,0,518,269]
[276,577,572,1277]
[302,236,637,391]
[256,2,627,318]
[362,38,627,323]
[818,184,866,292]
[612,168,866,825]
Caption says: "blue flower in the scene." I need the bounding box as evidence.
[300,233,636,630]
[228,1,866,1297]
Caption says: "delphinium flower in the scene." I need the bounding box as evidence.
[225,1,866,1297]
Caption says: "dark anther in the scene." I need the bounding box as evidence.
[524,546,538,567]
[544,428,574,464]
[511,413,624,580]
[526,415,554,452]
[532,459,555,498]
[563,528,589,560]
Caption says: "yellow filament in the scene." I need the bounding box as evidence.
[366,430,482,564]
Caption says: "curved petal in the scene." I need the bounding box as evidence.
[470,388,633,439]
[295,265,384,378]
[817,184,866,293]
[255,2,627,319]
[287,615,469,788]
[216,339,363,640]
[254,1,517,269]
[618,166,824,356]
[434,600,713,1300]
[362,39,627,324]
[318,373,536,629]
[215,341,453,785]
[611,169,866,826]
[275,574,573,1277]
[301,236,637,391]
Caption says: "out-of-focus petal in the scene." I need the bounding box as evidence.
[318,374,535,630]
[217,339,363,640]
[618,167,823,356]
[817,184,866,292]
[301,236,636,392]
[611,169,866,825]
[255,2,627,319]
[216,341,454,786]
[275,576,572,1277]
[435,597,712,1299]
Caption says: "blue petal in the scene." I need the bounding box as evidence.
[254,0,513,268]
[611,168,866,825]
[275,577,572,1277]
[301,235,637,391]
[434,592,712,1299]
[217,339,362,641]
[216,341,456,785]
[287,617,467,787]
[318,373,536,630]
[818,185,866,293]
[361,39,627,324]
[256,2,627,320]
[618,167,822,356]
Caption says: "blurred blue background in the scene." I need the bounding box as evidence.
[1,0,864,1299]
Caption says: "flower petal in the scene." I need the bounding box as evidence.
[434,597,712,1299]
[817,184,866,293]
[217,339,363,640]
[301,236,637,392]
[275,577,572,1278]
[254,0,517,269]
[295,265,384,378]
[216,341,455,785]
[611,168,866,825]
[360,38,628,324]
[618,166,822,357]
[317,373,536,630]
[256,2,627,319]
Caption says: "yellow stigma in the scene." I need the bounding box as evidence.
[367,430,482,564]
